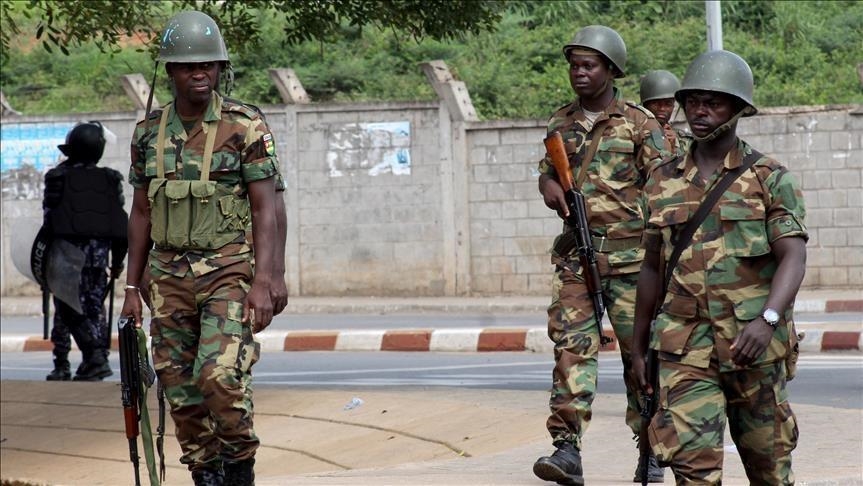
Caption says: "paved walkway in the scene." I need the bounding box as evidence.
[1,289,861,485]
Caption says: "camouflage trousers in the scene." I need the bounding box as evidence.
[51,239,110,362]
[649,359,797,485]
[545,266,641,450]
[147,259,261,471]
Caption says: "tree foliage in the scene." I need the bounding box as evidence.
[1,1,860,118]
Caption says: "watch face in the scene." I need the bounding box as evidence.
[763,308,780,324]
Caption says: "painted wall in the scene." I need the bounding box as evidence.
[2,102,861,297]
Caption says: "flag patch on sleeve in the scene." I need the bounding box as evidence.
[263,133,275,156]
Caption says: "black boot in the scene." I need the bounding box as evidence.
[533,442,584,486]
[73,357,113,381]
[192,467,224,486]
[223,457,255,486]
[633,453,665,483]
[46,358,71,381]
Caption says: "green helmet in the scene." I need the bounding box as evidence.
[640,70,681,104]
[675,50,756,116]
[157,11,229,63]
[562,25,627,78]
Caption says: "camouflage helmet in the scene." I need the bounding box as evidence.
[58,121,105,161]
[675,50,757,116]
[563,25,627,78]
[157,10,229,63]
[640,70,681,104]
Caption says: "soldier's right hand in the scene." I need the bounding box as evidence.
[120,287,144,328]
[630,352,652,395]
[539,175,570,219]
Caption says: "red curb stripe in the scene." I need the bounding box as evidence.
[825,300,863,313]
[381,330,432,351]
[478,329,527,351]
[23,338,53,352]
[284,332,338,351]
[821,331,861,350]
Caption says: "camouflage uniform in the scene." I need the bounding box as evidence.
[641,139,806,484]
[129,91,279,471]
[538,88,668,449]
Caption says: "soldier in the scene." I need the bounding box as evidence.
[639,70,691,155]
[120,10,280,486]
[532,25,669,485]
[43,121,128,381]
[631,50,806,484]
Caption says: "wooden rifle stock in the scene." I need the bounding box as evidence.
[543,131,611,346]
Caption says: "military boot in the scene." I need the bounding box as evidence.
[533,442,584,486]
[633,453,665,483]
[223,457,255,486]
[46,358,71,381]
[73,357,113,381]
[192,467,224,486]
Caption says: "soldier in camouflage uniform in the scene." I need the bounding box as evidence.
[43,121,127,381]
[120,11,279,486]
[631,50,806,485]
[639,70,691,155]
[532,25,670,485]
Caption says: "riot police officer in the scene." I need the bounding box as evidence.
[43,121,128,381]
[533,25,669,485]
[121,10,280,486]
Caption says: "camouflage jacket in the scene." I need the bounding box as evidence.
[129,91,279,277]
[642,139,808,371]
[538,88,669,276]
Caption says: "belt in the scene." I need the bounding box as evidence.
[590,235,641,253]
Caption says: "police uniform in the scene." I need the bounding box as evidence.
[641,139,806,483]
[43,159,127,380]
[129,91,279,471]
[537,87,668,450]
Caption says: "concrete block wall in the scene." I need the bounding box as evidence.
[1,95,860,297]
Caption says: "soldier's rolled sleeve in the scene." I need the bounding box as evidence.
[764,167,808,243]
[241,119,278,183]
[128,128,148,189]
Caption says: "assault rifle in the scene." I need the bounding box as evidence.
[638,338,659,485]
[119,316,160,486]
[544,131,612,346]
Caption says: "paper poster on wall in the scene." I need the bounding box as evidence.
[326,121,411,177]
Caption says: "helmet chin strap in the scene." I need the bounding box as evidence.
[691,106,754,143]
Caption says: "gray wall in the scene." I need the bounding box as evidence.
[2,97,861,297]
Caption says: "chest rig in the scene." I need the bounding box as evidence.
[147,106,250,250]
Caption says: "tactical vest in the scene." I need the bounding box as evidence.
[148,106,250,250]
[48,166,128,240]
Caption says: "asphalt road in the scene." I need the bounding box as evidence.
[2,350,860,409]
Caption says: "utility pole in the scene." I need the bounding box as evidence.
[705,0,723,51]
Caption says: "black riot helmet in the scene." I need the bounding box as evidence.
[58,121,106,162]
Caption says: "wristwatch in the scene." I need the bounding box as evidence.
[761,308,780,329]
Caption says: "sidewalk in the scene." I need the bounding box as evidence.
[2,290,862,354]
[1,382,861,485]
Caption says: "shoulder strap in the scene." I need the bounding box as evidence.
[575,118,611,188]
[661,149,763,294]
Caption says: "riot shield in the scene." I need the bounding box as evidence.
[46,239,85,314]
[10,217,42,283]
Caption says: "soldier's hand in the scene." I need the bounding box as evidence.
[270,278,288,316]
[630,353,652,395]
[244,283,273,333]
[730,318,773,367]
[539,176,569,219]
[120,288,143,328]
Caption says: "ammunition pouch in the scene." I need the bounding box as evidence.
[148,178,249,250]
